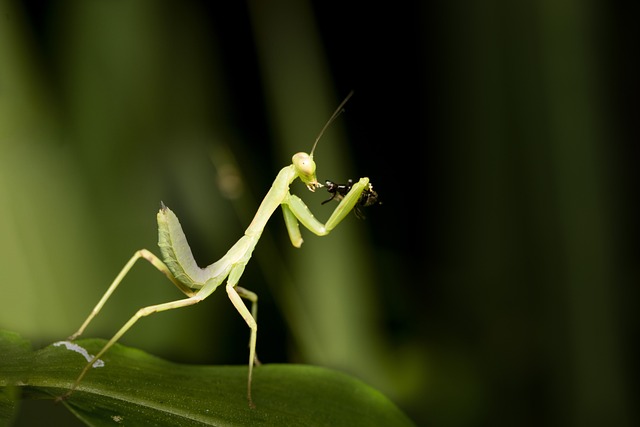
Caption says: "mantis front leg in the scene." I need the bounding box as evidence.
[281,177,370,246]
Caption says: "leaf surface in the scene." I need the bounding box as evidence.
[1,331,414,426]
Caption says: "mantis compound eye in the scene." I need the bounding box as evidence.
[292,152,314,174]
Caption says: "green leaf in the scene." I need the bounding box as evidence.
[0,330,30,427]
[1,331,414,426]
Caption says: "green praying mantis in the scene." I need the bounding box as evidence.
[61,91,378,408]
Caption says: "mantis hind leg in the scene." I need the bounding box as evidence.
[63,294,204,398]
[68,249,187,341]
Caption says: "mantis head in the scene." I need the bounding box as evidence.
[292,152,321,192]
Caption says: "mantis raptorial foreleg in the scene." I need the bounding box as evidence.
[284,178,370,236]
[62,91,378,408]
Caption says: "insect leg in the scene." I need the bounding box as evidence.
[68,249,187,341]
[65,294,205,397]
[225,264,258,408]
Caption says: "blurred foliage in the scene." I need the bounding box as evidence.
[0,1,637,426]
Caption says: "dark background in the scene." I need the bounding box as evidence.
[1,1,636,426]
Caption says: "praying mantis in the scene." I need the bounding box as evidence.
[61,91,377,408]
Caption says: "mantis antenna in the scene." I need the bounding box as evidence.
[309,90,354,157]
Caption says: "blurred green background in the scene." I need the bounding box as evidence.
[1,1,636,426]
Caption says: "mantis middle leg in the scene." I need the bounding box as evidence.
[225,263,259,408]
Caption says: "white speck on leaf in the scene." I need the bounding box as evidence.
[53,341,105,368]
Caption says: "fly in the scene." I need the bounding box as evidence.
[322,179,380,219]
